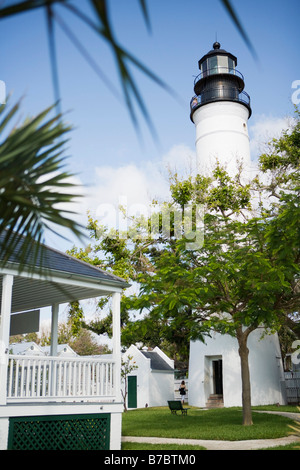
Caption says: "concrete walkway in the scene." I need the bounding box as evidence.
[122,434,300,450]
[122,411,300,450]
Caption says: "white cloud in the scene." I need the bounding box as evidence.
[92,164,153,207]
[42,173,91,248]
[43,145,195,249]
[249,114,292,161]
[86,144,196,229]
[161,144,197,178]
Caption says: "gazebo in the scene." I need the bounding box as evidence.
[0,235,129,450]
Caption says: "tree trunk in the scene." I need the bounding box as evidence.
[121,383,128,412]
[236,326,253,426]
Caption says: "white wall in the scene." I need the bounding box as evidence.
[0,418,9,450]
[149,371,174,407]
[189,329,286,407]
[192,101,251,175]
[122,345,150,409]
[149,347,174,406]
[110,412,122,450]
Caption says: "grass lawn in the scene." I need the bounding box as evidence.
[122,406,299,443]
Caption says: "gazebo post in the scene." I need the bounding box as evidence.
[49,303,59,396]
[50,303,59,357]
[110,291,122,449]
[0,274,14,405]
[112,292,121,402]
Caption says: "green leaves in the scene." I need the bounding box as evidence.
[171,163,252,216]
[65,110,299,367]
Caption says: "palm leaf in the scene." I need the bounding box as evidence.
[220,0,257,60]
[0,100,85,269]
[0,1,256,134]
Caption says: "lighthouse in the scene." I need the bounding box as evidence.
[190,42,251,175]
[188,45,287,409]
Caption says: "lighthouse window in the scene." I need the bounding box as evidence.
[218,55,228,73]
[228,57,234,73]
[208,56,218,75]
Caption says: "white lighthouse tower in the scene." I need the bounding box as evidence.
[190,42,251,175]
[188,44,287,409]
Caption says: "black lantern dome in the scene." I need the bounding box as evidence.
[190,42,251,120]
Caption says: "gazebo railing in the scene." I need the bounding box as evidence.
[7,355,116,402]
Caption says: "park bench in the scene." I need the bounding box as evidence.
[168,400,189,415]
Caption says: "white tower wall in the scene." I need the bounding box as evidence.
[192,101,250,175]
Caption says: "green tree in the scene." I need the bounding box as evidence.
[67,111,299,426]
[38,321,73,346]
[9,332,38,344]
[70,328,110,356]
[38,321,109,356]
[121,355,138,412]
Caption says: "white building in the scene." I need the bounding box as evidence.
[41,344,78,357]
[9,342,78,357]
[0,233,129,450]
[189,329,286,408]
[9,341,44,356]
[122,345,174,408]
[188,43,286,408]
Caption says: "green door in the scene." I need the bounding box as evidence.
[127,375,137,408]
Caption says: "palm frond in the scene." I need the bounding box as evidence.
[220,0,257,60]
[0,0,257,134]
[45,3,62,114]
[0,100,85,269]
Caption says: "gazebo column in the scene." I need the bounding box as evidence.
[0,274,14,405]
[50,303,59,356]
[49,303,59,397]
[112,292,121,402]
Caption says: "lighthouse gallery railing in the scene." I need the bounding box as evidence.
[190,88,251,111]
[193,66,245,84]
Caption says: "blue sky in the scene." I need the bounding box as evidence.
[1,0,299,251]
